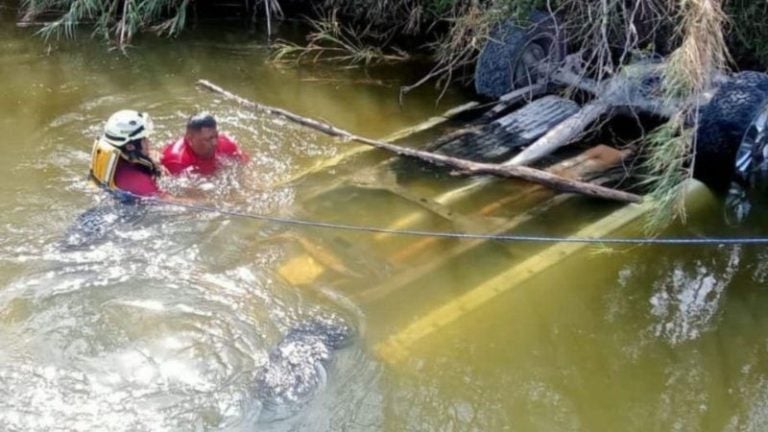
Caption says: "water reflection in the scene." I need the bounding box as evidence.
[646,245,741,344]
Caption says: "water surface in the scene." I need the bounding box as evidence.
[2,8,768,432]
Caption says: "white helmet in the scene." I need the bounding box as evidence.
[101,110,153,147]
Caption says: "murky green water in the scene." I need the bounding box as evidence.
[3,7,768,432]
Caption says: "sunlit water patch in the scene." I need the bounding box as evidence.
[0,192,377,430]
[0,260,373,430]
[603,244,741,346]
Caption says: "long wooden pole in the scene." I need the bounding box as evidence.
[196,79,642,203]
[508,100,612,166]
[507,58,680,167]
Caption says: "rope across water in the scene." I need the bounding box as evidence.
[135,194,768,246]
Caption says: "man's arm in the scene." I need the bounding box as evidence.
[219,134,249,162]
[161,159,187,175]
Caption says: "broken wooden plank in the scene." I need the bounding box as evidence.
[382,192,569,267]
[384,171,628,265]
[437,96,580,163]
[281,146,629,290]
[354,183,491,233]
[197,79,641,203]
[275,232,378,286]
[372,145,631,242]
[373,179,714,364]
[508,99,612,166]
[278,254,327,286]
[357,145,632,301]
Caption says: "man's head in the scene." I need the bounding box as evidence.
[185,113,219,159]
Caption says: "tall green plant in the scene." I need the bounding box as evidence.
[640,117,694,230]
[20,0,191,48]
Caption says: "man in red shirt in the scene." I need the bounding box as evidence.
[161,113,247,176]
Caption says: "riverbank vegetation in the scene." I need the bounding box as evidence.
[15,0,764,225]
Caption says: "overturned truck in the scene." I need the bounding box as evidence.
[472,11,768,212]
[195,14,768,363]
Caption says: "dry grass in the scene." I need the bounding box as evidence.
[662,0,730,98]
[559,0,673,83]
[640,115,694,230]
[727,0,768,67]
[19,0,280,49]
[400,1,494,100]
[20,0,193,49]
[642,0,729,229]
[271,10,409,65]
[271,0,679,99]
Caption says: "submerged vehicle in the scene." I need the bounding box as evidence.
[211,11,768,364]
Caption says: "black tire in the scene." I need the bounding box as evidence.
[474,11,565,99]
[695,71,768,189]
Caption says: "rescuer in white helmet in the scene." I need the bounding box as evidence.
[89,110,162,197]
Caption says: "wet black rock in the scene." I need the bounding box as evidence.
[62,200,147,249]
[254,313,355,422]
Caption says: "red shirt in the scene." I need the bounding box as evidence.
[161,135,246,176]
[113,159,161,197]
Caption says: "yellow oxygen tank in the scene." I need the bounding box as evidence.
[89,139,120,189]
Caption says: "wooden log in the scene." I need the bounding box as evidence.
[197,79,642,203]
[503,58,678,167]
[507,100,612,166]
[270,100,481,189]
